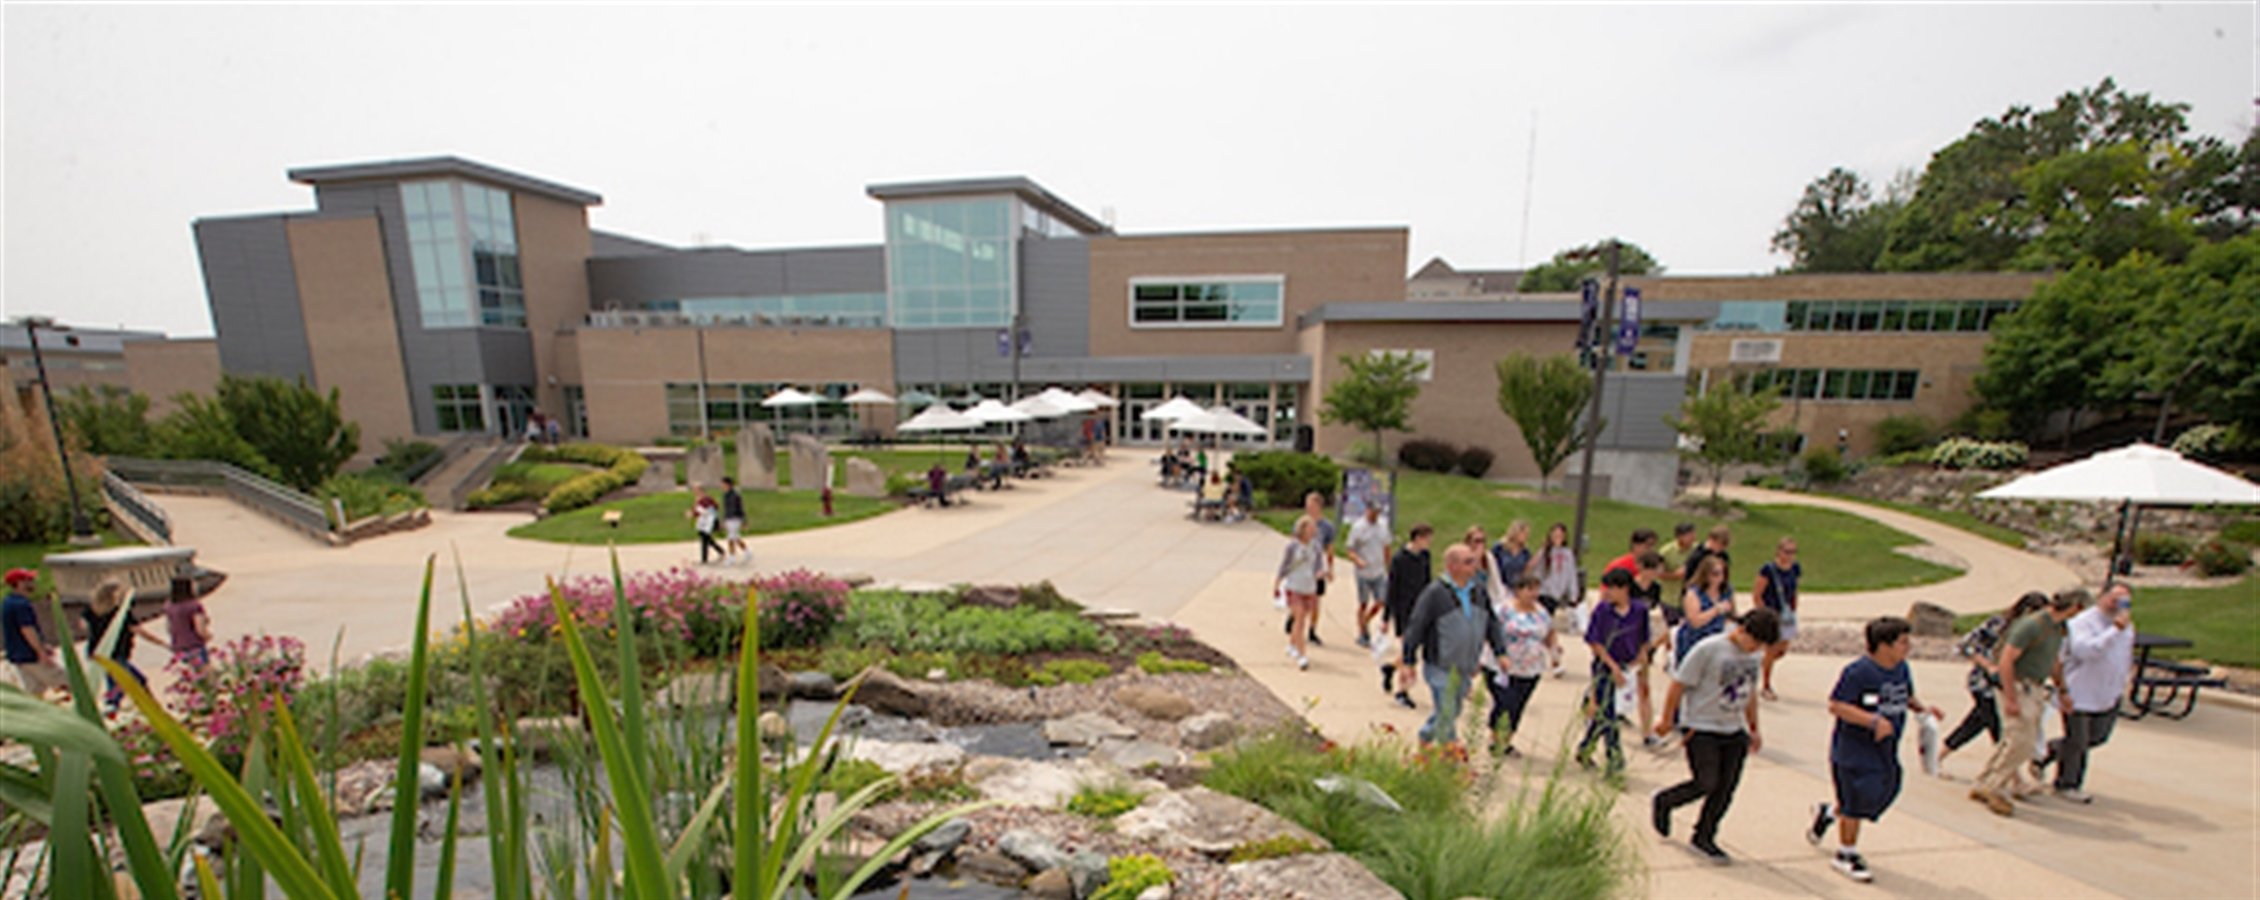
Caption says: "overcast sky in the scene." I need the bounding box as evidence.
[5,3,2253,337]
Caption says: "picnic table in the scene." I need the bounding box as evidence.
[2121,631,2224,721]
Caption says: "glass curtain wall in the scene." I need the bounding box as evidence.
[663,383,859,437]
[886,198,1015,329]
[401,180,525,329]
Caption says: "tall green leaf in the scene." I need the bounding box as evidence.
[384,556,439,900]
[47,595,178,900]
[733,581,767,899]
[609,548,652,788]
[455,546,528,900]
[272,696,360,896]
[549,575,672,899]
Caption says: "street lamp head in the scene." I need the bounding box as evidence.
[11,316,58,329]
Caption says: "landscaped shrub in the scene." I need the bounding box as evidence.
[527,443,650,512]
[1232,451,1341,508]
[1872,415,1935,456]
[2171,424,2235,460]
[757,569,849,649]
[2223,520,2260,546]
[1066,783,1146,819]
[1801,447,1848,484]
[1396,437,1460,474]
[489,567,735,649]
[1226,834,1322,863]
[1946,406,2014,441]
[373,438,443,480]
[2192,539,2253,577]
[1455,446,1496,479]
[1929,437,2029,470]
[1026,658,1113,686]
[2133,533,2193,565]
[165,633,308,764]
[934,606,1107,655]
[1088,854,1173,900]
[1135,651,1211,675]
[320,470,427,523]
[471,460,590,509]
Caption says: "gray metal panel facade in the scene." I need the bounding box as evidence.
[1020,238,1090,359]
[195,215,315,383]
[587,246,884,308]
[1594,373,1686,451]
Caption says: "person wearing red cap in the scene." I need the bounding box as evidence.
[3,568,66,696]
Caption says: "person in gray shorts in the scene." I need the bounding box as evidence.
[1344,504,1392,648]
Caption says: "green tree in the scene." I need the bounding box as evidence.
[54,385,156,456]
[154,393,280,480]
[1320,351,1427,467]
[1667,383,1784,508]
[1876,78,2232,272]
[1771,167,1906,272]
[1516,240,1662,292]
[2137,233,2260,435]
[214,374,360,492]
[1493,353,1596,493]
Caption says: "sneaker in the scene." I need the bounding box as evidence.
[1355,633,1371,649]
[1308,630,1324,647]
[1380,664,1397,694]
[1833,850,1872,883]
[1392,692,1416,710]
[1296,653,1310,671]
[1806,802,1834,846]
[1690,840,1731,865]
[2028,758,2048,783]
[1762,687,1779,702]
[1650,792,1671,838]
[1969,788,2013,817]
[2054,787,2094,804]
[1641,734,1663,751]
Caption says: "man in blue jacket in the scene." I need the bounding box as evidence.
[1400,543,1510,745]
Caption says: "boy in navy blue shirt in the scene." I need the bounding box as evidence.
[1806,616,1937,882]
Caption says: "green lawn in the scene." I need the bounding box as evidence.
[1954,575,2260,668]
[506,489,897,545]
[1255,468,1960,592]
[1820,492,2028,549]
[0,530,140,599]
[673,448,952,488]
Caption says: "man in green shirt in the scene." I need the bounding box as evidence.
[1969,588,2084,816]
[1656,522,1699,625]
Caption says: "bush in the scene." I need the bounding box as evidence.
[1801,447,1848,484]
[1135,651,1211,675]
[1232,451,1341,509]
[2171,424,2241,460]
[1088,854,1173,900]
[1947,406,2014,441]
[373,438,443,480]
[528,443,649,513]
[1397,438,1461,474]
[1929,437,2029,470]
[2133,533,2193,565]
[1346,439,1385,468]
[1872,415,1934,456]
[2223,520,2260,546]
[1066,783,1146,819]
[165,633,308,763]
[757,569,849,649]
[885,471,920,497]
[836,588,1110,656]
[1740,473,1786,489]
[2192,540,2253,577]
[1226,834,1322,863]
[1026,658,1114,686]
[1455,446,1496,479]
[320,470,427,524]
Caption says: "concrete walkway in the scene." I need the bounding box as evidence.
[161,460,2253,899]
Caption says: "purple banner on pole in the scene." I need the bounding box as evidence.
[1578,278,1600,351]
[1615,287,1643,356]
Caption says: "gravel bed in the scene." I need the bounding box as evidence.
[915,671,1298,743]
[1786,620,1964,662]
[855,803,1314,900]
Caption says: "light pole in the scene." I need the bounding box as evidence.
[17,317,97,544]
[1568,241,1622,569]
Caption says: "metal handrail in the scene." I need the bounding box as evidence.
[106,456,335,541]
[100,470,172,544]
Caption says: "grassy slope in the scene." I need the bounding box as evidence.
[506,489,895,545]
[1254,468,1959,592]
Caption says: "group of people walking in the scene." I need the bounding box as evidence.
[1270,497,2143,883]
[5,567,213,709]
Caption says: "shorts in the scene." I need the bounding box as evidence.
[11,660,67,695]
[1831,761,1902,821]
[1355,575,1386,608]
[1284,590,1319,618]
[1777,607,1799,640]
[724,518,745,540]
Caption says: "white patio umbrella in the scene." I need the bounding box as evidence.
[841,387,896,406]
[760,387,823,436]
[1009,395,1076,419]
[1167,405,1269,438]
[1074,389,1120,409]
[963,398,1034,424]
[1030,387,1099,413]
[899,389,941,409]
[894,404,985,464]
[1976,443,2260,505]
[1139,396,1205,422]
[1978,442,2259,580]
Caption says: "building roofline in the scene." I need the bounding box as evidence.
[288,156,603,207]
[864,176,1111,235]
[1298,299,1721,329]
[1105,224,1410,241]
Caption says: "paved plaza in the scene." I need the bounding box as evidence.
[167,454,2258,899]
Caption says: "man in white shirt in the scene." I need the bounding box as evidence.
[2040,583,2135,803]
[1345,504,1392,649]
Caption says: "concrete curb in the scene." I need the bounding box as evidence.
[2199,686,2260,714]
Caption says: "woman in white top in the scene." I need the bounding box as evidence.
[1537,522,1580,676]
[1274,515,1325,670]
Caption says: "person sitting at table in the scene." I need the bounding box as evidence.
[925,462,952,507]
[1196,473,1229,521]
[1012,439,1031,471]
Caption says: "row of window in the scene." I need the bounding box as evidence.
[402,180,526,329]
[662,382,863,435]
[1130,278,1284,327]
[655,294,888,329]
[1742,368,1922,402]
[1709,299,2018,334]
[887,199,1015,329]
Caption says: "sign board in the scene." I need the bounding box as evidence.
[1614,287,1643,356]
[1339,467,1395,527]
[1729,338,1785,364]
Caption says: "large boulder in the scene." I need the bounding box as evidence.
[998,829,1071,873]
[737,423,777,489]
[846,739,967,776]
[959,585,1023,609]
[1115,786,1330,857]
[686,443,726,488]
[853,667,931,718]
[1226,852,1402,900]
[954,850,1025,887]
[788,670,839,700]
[1024,867,1073,900]
[1092,738,1184,771]
[844,458,887,498]
[1114,685,1195,721]
[419,746,482,786]
[1042,711,1135,746]
[1177,712,1239,750]
[788,434,830,493]
[964,757,1118,809]
[655,670,735,711]
[1908,601,1958,638]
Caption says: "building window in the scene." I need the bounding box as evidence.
[885,198,1014,329]
[1128,277,1284,328]
[1744,368,1919,402]
[663,382,858,436]
[624,294,888,329]
[563,385,587,438]
[401,180,524,329]
[432,384,486,432]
